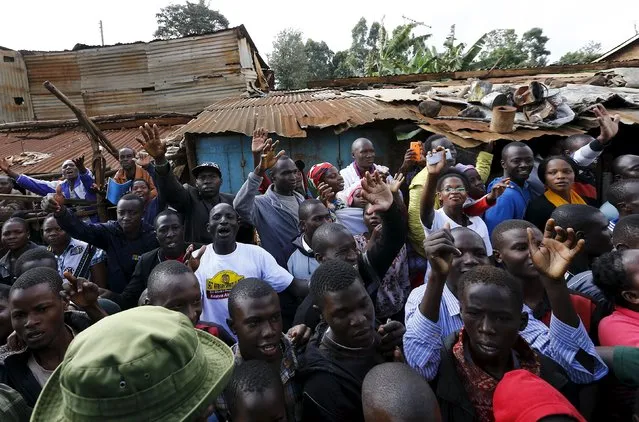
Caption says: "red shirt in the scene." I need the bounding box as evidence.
[540,294,596,333]
[598,306,639,347]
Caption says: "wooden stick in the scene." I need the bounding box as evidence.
[0,193,96,205]
[42,81,119,159]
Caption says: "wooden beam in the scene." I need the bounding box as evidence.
[308,59,639,88]
[0,193,95,205]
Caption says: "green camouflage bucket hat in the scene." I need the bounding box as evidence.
[31,306,234,421]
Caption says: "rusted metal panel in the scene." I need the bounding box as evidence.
[0,124,182,175]
[0,50,34,123]
[173,90,425,139]
[78,44,150,91]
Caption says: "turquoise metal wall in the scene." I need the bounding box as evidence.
[194,127,396,194]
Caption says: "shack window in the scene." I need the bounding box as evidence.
[13,97,24,105]
[3,56,15,63]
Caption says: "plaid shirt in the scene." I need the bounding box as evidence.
[215,335,302,421]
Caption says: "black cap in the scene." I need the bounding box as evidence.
[191,162,222,178]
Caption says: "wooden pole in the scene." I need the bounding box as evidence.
[42,81,119,159]
[0,193,95,205]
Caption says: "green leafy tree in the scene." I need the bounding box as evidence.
[366,23,431,75]
[154,0,229,39]
[332,50,352,78]
[556,41,602,65]
[472,28,550,69]
[521,27,550,67]
[269,29,309,89]
[305,40,335,81]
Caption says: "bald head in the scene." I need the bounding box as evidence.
[311,223,352,254]
[351,138,375,170]
[362,362,441,422]
[119,147,136,171]
[612,155,639,179]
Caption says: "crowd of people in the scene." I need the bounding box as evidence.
[0,105,638,421]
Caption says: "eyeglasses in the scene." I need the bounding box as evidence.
[441,187,466,194]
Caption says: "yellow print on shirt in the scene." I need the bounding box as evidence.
[206,270,245,299]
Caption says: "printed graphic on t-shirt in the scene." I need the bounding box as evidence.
[206,270,244,299]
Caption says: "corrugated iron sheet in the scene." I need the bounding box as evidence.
[0,125,181,175]
[0,50,34,123]
[346,88,427,102]
[175,90,425,138]
[17,27,262,121]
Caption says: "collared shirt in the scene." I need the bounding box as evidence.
[49,238,106,280]
[301,236,313,254]
[484,177,535,234]
[215,335,302,421]
[403,283,608,384]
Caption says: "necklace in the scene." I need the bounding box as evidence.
[324,327,375,351]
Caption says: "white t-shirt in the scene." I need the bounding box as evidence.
[194,243,294,336]
[424,208,493,255]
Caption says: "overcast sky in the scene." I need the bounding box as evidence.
[1,0,637,64]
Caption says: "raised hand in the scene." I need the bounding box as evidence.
[376,320,405,357]
[389,173,405,193]
[251,127,269,154]
[0,157,18,178]
[487,177,510,201]
[134,151,153,168]
[136,123,166,160]
[527,219,585,281]
[61,271,100,309]
[257,139,285,172]
[186,244,207,272]
[41,184,65,214]
[72,155,86,173]
[317,182,336,204]
[423,224,461,278]
[361,171,393,214]
[593,104,620,144]
[426,146,447,175]
[287,324,312,347]
[366,224,383,250]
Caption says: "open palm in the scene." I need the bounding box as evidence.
[361,171,393,214]
[528,219,584,280]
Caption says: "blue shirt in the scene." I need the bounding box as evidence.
[484,177,535,234]
[403,283,608,383]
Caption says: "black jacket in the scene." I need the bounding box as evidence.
[298,324,384,422]
[432,332,579,422]
[108,244,203,310]
[0,242,43,286]
[154,162,235,244]
[0,312,91,407]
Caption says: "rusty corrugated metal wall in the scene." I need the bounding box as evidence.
[13,27,264,121]
[0,50,34,123]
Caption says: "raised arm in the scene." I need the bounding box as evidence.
[73,155,96,193]
[2,156,58,196]
[571,105,620,167]
[419,147,447,229]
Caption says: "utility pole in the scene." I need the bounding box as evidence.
[99,20,104,46]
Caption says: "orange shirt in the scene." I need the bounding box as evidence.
[113,165,157,199]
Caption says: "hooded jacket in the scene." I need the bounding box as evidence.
[287,234,319,281]
[55,208,158,293]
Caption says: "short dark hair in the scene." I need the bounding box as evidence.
[436,169,470,192]
[298,199,325,220]
[491,219,538,249]
[558,134,594,153]
[225,360,282,416]
[607,179,639,207]
[147,260,193,302]
[458,265,523,308]
[422,134,447,152]
[310,259,359,309]
[11,267,63,297]
[613,215,639,248]
[0,284,11,301]
[501,142,531,160]
[2,217,28,232]
[551,204,601,231]
[132,178,149,188]
[311,223,352,255]
[118,193,145,211]
[228,278,276,318]
[592,250,630,306]
[153,209,184,227]
[537,155,577,185]
[14,248,56,277]
[362,362,439,421]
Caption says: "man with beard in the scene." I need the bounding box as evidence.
[136,123,237,244]
[42,193,158,293]
[484,142,537,234]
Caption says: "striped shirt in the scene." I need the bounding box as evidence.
[404,284,608,383]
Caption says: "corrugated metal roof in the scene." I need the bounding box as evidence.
[0,124,181,175]
[346,88,427,102]
[175,90,425,138]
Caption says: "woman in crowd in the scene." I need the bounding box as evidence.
[525,156,597,230]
